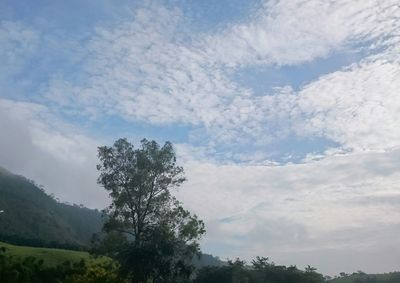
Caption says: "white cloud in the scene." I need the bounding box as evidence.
[0,99,108,208]
[41,0,400,155]
[202,0,399,66]
[179,150,400,224]
[296,55,400,150]
[175,149,400,274]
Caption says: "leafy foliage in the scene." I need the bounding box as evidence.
[96,138,205,283]
[0,246,125,283]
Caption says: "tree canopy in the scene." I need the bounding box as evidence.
[96,138,205,283]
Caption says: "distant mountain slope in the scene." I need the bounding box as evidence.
[193,253,225,268]
[0,167,103,249]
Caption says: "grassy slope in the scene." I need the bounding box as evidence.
[0,241,110,267]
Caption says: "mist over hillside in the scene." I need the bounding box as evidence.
[0,166,103,248]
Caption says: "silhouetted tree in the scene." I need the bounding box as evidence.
[97,138,205,283]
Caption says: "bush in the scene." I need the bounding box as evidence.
[0,248,126,283]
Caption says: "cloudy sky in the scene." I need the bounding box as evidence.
[1,0,400,275]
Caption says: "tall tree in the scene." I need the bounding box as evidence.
[96,138,205,283]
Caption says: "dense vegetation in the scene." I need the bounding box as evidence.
[0,167,103,249]
[327,272,400,283]
[0,242,326,283]
[1,241,399,283]
[194,257,325,283]
[0,245,124,283]
[193,258,400,283]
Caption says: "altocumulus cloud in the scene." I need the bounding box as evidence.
[41,0,400,151]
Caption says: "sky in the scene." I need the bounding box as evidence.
[1,0,400,276]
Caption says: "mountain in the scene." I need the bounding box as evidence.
[0,167,103,249]
[193,253,225,268]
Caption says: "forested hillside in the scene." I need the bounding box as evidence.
[0,167,103,249]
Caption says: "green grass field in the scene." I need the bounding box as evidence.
[0,241,110,267]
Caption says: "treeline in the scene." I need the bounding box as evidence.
[194,259,400,283]
[0,248,326,283]
[194,257,325,283]
[327,272,400,283]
